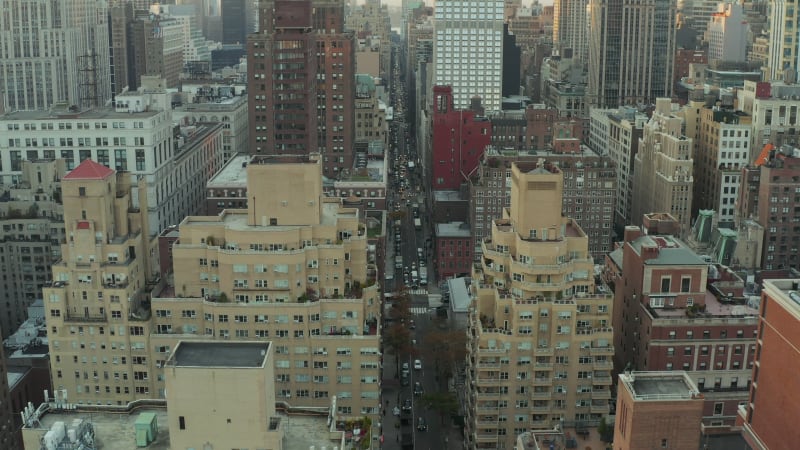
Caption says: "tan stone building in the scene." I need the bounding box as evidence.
[631,98,694,234]
[44,159,157,406]
[614,371,704,450]
[165,341,283,450]
[151,154,382,420]
[45,155,382,425]
[465,161,614,449]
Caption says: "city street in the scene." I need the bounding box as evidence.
[380,44,463,449]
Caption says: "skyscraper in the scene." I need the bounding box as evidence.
[0,0,112,111]
[465,161,614,449]
[249,1,318,157]
[248,0,355,177]
[588,0,677,108]
[767,0,800,81]
[553,0,589,62]
[434,0,505,111]
[221,0,248,44]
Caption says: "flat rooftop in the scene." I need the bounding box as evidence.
[2,107,161,120]
[762,279,800,315]
[170,341,269,368]
[631,235,707,266]
[436,221,471,238]
[621,371,700,401]
[207,154,249,189]
[28,407,171,450]
[26,407,341,450]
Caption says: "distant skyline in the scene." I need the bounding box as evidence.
[365,0,554,7]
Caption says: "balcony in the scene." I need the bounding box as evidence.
[535,362,553,370]
[65,313,107,323]
[591,389,612,400]
[475,434,497,443]
[590,346,614,355]
[591,404,609,414]
[592,374,613,385]
[533,377,551,386]
[532,391,552,399]
[474,378,500,387]
[475,391,504,400]
[593,360,613,370]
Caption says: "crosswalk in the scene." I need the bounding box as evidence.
[408,289,428,295]
[410,307,431,315]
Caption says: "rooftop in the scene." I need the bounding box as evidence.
[436,221,471,238]
[433,190,465,202]
[631,235,707,266]
[620,371,701,401]
[169,341,269,368]
[762,279,800,317]
[62,159,115,181]
[2,106,161,120]
[207,154,249,189]
[23,405,342,450]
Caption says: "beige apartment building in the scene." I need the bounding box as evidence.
[631,98,694,233]
[465,160,614,450]
[44,159,158,406]
[45,155,382,423]
[151,154,382,419]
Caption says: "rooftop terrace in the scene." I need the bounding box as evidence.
[620,371,701,401]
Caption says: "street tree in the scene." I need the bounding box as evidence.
[422,328,468,384]
[419,392,459,425]
[384,323,413,374]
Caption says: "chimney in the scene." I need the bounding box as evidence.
[623,226,642,243]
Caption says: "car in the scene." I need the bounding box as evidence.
[401,374,410,386]
[413,382,423,396]
[402,362,410,371]
[417,417,427,431]
[414,359,422,370]
[409,320,416,329]
[402,398,413,412]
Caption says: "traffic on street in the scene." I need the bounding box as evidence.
[380,42,463,450]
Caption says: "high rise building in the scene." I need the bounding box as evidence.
[45,155,383,423]
[740,144,800,271]
[434,0,505,111]
[705,2,749,63]
[0,160,66,338]
[0,0,112,111]
[588,0,677,108]
[767,0,800,81]
[469,146,617,262]
[631,99,694,232]
[109,3,136,96]
[465,161,614,449]
[609,218,757,433]
[736,80,800,157]
[738,279,800,450]
[346,0,393,82]
[689,104,752,224]
[130,11,186,88]
[614,371,704,450]
[44,160,157,405]
[430,86,492,191]
[588,106,648,231]
[248,0,355,177]
[222,0,248,44]
[249,0,317,158]
[553,0,589,62]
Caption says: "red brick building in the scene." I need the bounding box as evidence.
[248,0,355,177]
[431,86,491,190]
[614,371,704,450]
[435,222,472,278]
[738,279,800,450]
[609,219,758,433]
[674,48,707,86]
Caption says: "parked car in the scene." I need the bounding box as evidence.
[402,398,413,412]
[417,417,428,431]
[414,382,423,396]
[414,359,422,370]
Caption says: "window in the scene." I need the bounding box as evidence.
[681,277,691,292]
[661,277,671,293]
[713,402,723,416]
[179,416,186,430]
